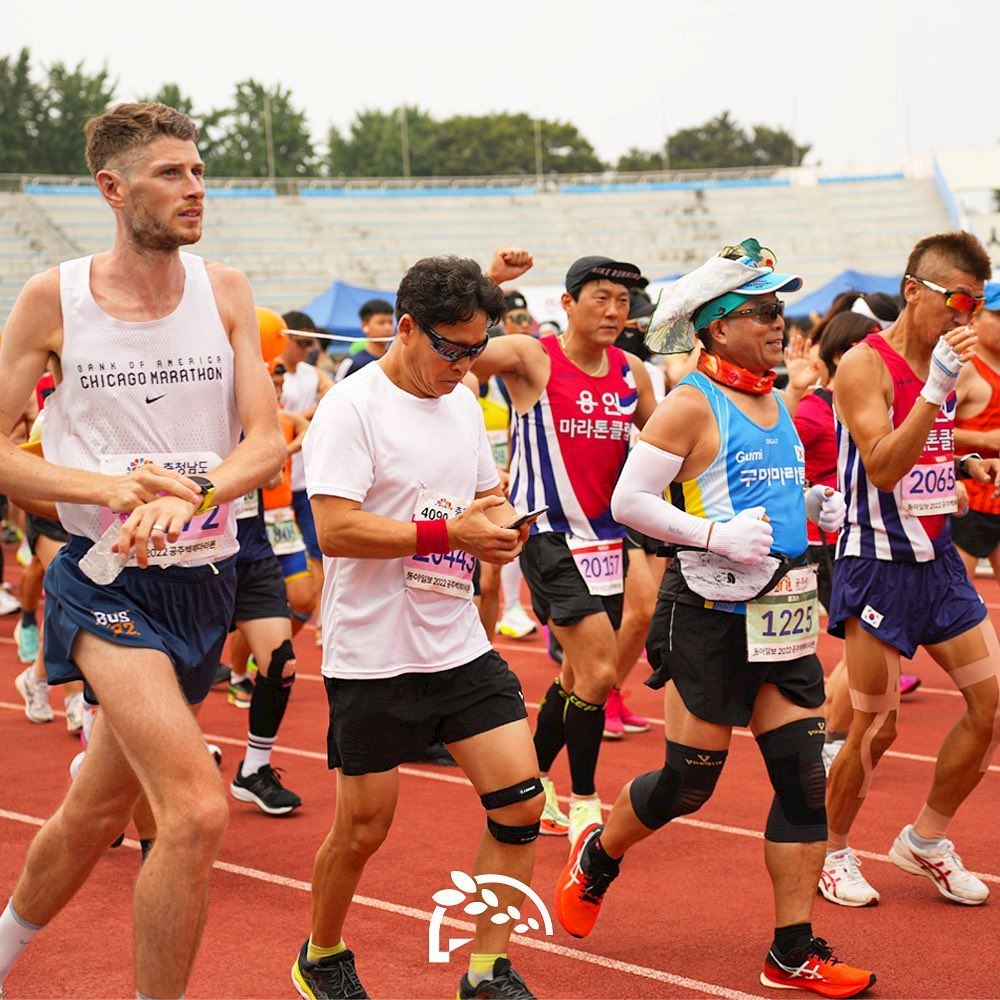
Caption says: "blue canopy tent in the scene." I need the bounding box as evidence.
[787,269,901,317]
[301,280,396,340]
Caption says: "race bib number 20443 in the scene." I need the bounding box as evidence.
[403,489,476,599]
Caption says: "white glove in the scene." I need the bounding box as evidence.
[920,336,965,407]
[805,484,846,534]
[707,506,773,565]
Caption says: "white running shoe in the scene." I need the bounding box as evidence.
[69,750,86,781]
[497,603,537,639]
[0,584,20,616]
[540,776,570,836]
[15,667,53,724]
[314,623,323,646]
[819,847,880,907]
[65,692,85,734]
[889,825,989,905]
[821,738,845,776]
[16,537,32,567]
[568,797,603,850]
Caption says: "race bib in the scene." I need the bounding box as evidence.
[566,537,624,597]
[98,452,230,568]
[900,456,957,516]
[235,490,260,520]
[487,429,509,468]
[745,565,819,663]
[264,505,305,555]
[403,489,476,599]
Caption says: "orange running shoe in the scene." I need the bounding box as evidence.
[761,937,875,998]
[554,824,619,938]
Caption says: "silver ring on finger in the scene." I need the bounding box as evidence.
[152,524,168,532]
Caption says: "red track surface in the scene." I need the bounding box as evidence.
[1,545,999,999]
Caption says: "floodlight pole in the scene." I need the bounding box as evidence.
[400,107,411,179]
[533,119,544,183]
[263,92,276,184]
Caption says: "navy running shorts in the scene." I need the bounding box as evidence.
[44,535,237,705]
[828,547,987,659]
[292,489,322,561]
[278,549,311,581]
[232,555,289,626]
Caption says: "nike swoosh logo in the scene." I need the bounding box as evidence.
[145,395,165,404]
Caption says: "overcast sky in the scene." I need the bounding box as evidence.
[9,0,998,171]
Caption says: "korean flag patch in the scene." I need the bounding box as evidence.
[861,605,884,629]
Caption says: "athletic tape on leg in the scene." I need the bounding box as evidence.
[947,620,1000,772]
[848,645,899,798]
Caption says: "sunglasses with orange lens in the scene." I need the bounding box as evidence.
[907,274,985,317]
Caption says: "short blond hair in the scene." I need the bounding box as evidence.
[84,102,199,176]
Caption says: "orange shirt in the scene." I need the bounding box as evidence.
[263,412,295,510]
[956,356,1000,515]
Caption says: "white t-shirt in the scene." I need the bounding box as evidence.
[303,362,500,680]
[281,361,320,492]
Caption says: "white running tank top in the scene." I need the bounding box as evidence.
[43,252,241,564]
[281,362,320,491]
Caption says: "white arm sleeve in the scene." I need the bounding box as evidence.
[611,441,711,548]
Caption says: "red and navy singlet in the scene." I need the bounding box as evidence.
[509,335,637,540]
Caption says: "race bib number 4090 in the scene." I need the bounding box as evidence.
[403,489,476,599]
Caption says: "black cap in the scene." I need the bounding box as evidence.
[566,256,644,297]
[503,290,528,313]
[629,287,654,320]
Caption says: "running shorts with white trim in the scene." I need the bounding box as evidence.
[324,649,527,775]
[950,509,1000,560]
[26,513,69,552]
[43,535,236,705]
[625,528,662,557]
[292,489,322,561]
[232,555,289,626]
[828,547,987,659]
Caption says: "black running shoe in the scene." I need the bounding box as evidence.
[291,940,368,999]
[231,761,302,815]
[458,958,536,999]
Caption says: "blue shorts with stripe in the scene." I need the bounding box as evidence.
[43,535,237,705]
[828,547,986,659]
[292,489,322,561]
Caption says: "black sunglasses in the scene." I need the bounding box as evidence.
[421,323,490,362]
[730,301,785,323]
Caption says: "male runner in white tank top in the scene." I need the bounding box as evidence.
[0,102,284,1000]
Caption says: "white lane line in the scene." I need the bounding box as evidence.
[0,807,765,1000]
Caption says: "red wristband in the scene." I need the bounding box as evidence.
[415,518,451,556]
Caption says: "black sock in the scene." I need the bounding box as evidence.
[249,672,293,741]
[564,691,605,796]
[587,835,622,873]
[533,678,569,772]
[20,609,36,628]
[773,923,813,958]
[140,838,155,863]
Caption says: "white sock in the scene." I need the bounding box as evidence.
[229,671,250,684]
[908,827,943,852]
[500,559,524,613]
[0,900,42,986]
[244,734,275,774]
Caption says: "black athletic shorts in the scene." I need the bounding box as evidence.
[26,513,69,553]
[625,528,662,557]
[323,649,528,775]
[645,598,825,728]
[951,509,1000,559]
[808,544,835,612]
[520,532,628,630]
[232,556,290,627]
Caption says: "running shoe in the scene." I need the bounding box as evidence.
[602,689,624,740]
[821,738,845,776]
[568,797,603,848]
[16,538,32,567]
[69,750,86,781]
[819,848,879,907]
[247,654,259,677]
[15,667,53,723]
[899,674,921,696]
[497,603,537,639]
[231,762,302,815]
[212,662,231,687]
[1,525,20,544]
[554,823,618,938]
[64,692,84,734]
[888,825,989,905]
[540,776,570,836]
[545,628,563,665]
[0,584,20,616]
[291,940,368,999]
[315,623,323,647]
[227,676,253,708]
[761,937,875,997]
[13,620,39,663]
[458,957,536,999]
[206,742,223,767]
[618,691,650,733]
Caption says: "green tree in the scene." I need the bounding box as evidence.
[0,48,46,173]
[206,80,315,178]
[616,146,666,173]
[328,106,434,177]
[141,82,196,118]
[666,111,809,170]
[35,59,116,174]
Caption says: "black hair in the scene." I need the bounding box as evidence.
[901,231,993,302]
[396,256,506,330]
[862,292,900,323]
[359,298,394,323]
[819,312,878,377]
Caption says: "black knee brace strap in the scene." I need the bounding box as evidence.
[756,717,827,843]
[480,777,543,811]
[629,741,727,831]
[487,817,540,845]
[261,639,296,685]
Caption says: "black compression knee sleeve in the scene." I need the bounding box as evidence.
[564,691,606,797]
[629,741,727,830]
[756,718,827,843]
[533,678,569,773]
[249,640,295,741]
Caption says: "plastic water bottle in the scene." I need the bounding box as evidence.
[78,520,129,585]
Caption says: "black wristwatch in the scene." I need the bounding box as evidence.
[956,454,982,479]
[189,476,217,515]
